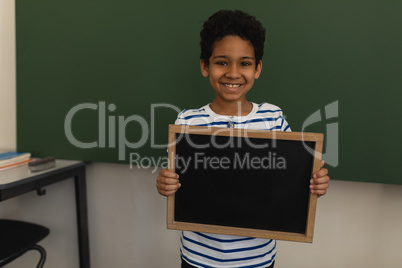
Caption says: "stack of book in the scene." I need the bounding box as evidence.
[0,152,31,171]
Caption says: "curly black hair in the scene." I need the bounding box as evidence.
[200,10,266,67]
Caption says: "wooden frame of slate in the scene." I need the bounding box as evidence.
[167,124,323,242]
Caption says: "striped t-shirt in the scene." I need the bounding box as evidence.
[175,102,291,268]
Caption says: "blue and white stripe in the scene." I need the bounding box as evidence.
[175,102,290,132]
[180,232,277,268]
[176,102,290,268]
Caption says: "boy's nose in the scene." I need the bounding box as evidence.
[225,65,241,79]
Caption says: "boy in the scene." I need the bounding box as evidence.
[156,10,330,268]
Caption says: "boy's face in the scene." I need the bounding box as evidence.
[200,35,262,105]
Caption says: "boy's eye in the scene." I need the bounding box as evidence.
[216,61,228,66]
[240,62,252,67]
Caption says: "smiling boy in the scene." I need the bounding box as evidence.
[156,10,329,268]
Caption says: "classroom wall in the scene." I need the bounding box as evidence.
[1,1,402,267]
[0,0,16,150]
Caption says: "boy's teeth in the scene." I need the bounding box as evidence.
[225,84,240,88]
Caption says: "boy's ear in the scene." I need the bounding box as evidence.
[254,60,263,79]
[200,59,209,77]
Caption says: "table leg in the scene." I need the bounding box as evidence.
[74,167,91,268]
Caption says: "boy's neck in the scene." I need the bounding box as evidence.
[209,100,253,116]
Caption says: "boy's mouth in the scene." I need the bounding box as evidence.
[223,83,241,88]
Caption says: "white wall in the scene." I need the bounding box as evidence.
[0,0,16,150]
[1,1,402,267]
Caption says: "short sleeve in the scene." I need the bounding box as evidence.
[280,116,291,132]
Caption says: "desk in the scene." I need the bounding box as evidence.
[0,159,90,268]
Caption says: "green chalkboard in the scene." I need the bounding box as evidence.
[16,0,402,185]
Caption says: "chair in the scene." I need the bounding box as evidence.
[0,219,50,267]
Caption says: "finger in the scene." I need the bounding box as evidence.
[158,188,179,196]
[156,181,181,191]
[310,188,327,197]
[313,167,328,179]
[157,183,181,192]
[311,175,330,185]
[160,169,179,179]
[161,177,180,185]
[310,180,329,190]
[320,160,325,168]
[156,174,180,185]
[156,182,181,196]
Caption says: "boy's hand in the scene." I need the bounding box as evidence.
[310,161,330,197]
[156,169,181,196]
